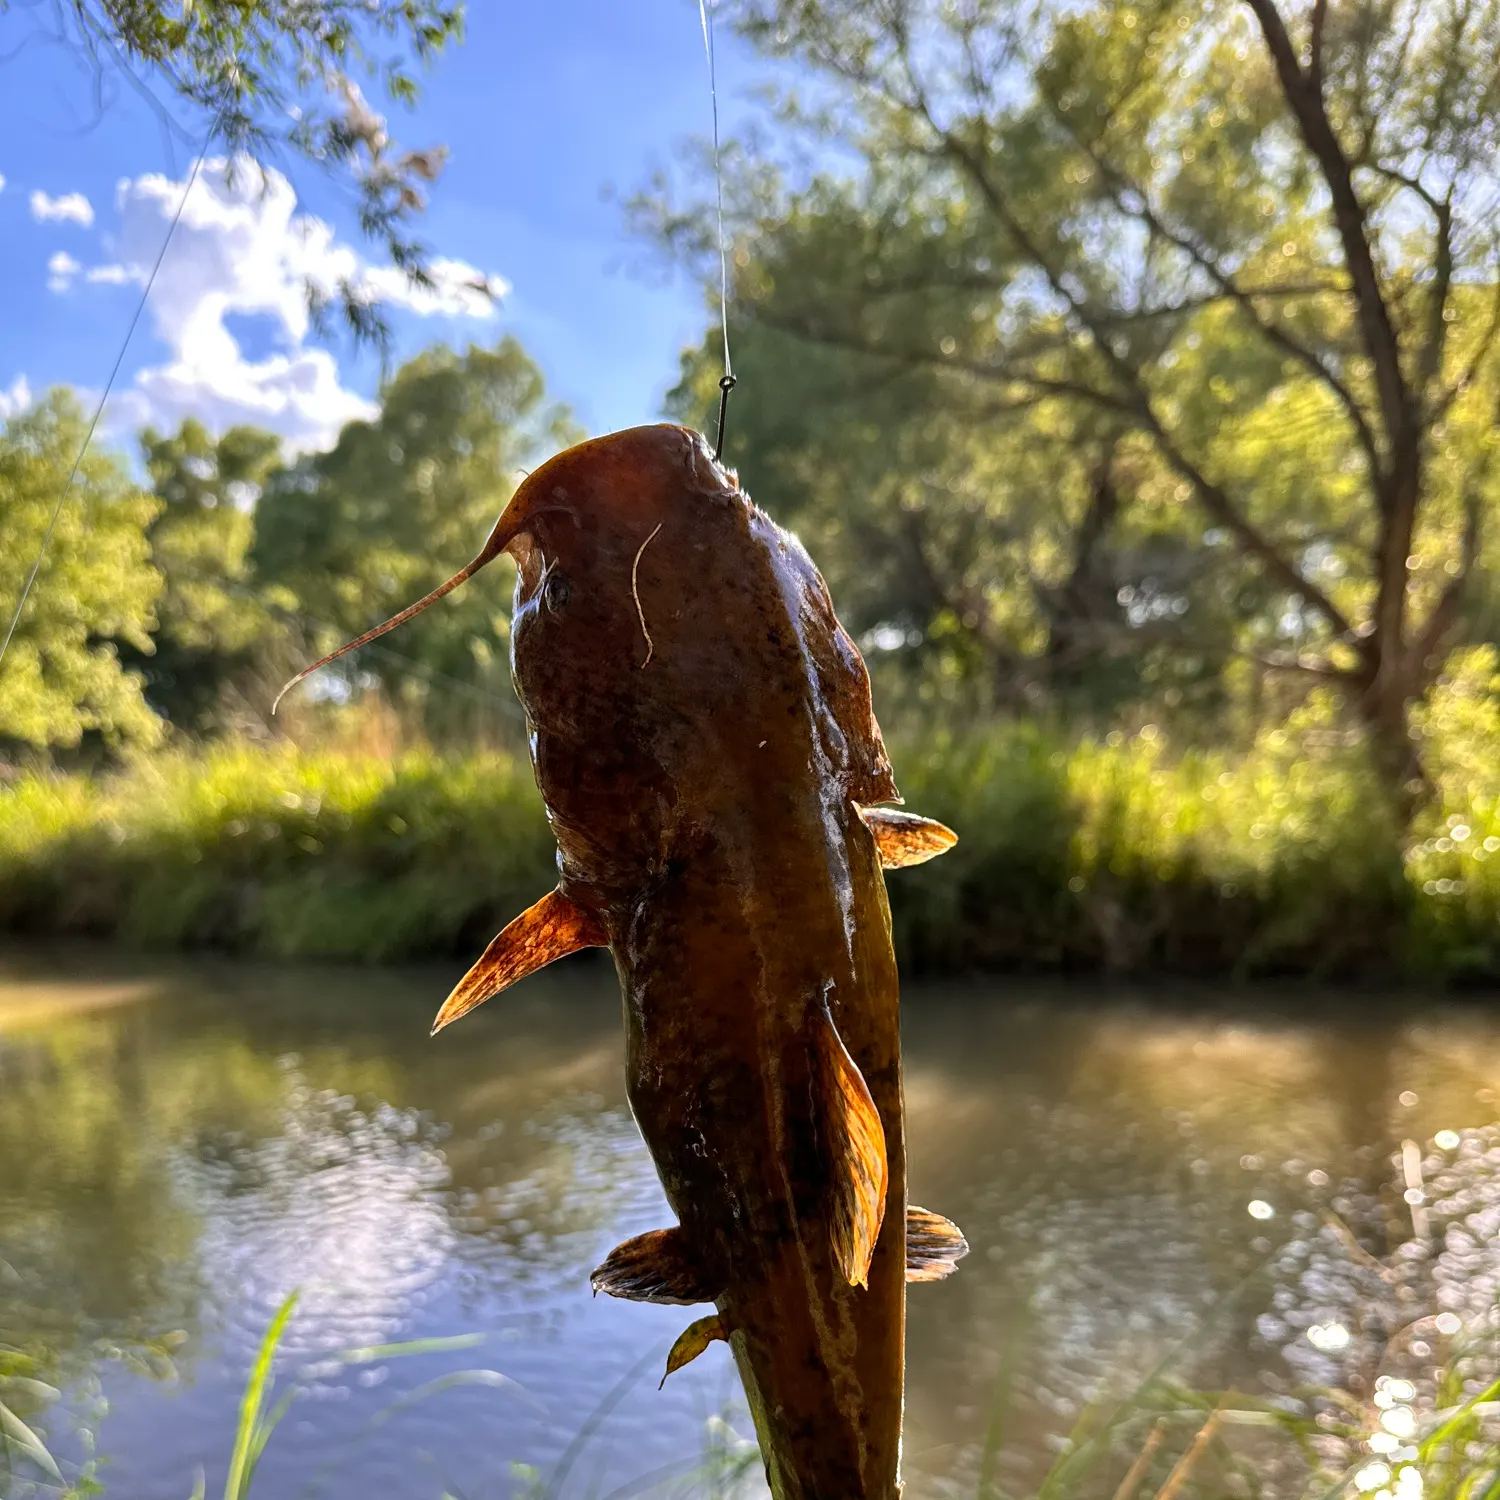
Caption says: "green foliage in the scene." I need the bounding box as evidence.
[131,419,285,734]
[0,391,164,753]
[0,742,556,960]
[647,0,1500,784]
[0,337,575,755]
[4,711,1500,978]
[253,338,581,732]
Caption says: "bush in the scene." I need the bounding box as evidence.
[3,701,1500,980]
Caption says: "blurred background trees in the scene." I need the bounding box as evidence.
[0,339,573,756]
[646,0,1500,808]
[7,0,1500,824]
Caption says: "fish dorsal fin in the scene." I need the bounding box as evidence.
[431,889,607,1034]
[906,1206,969,1283]
[591,1227,721,1306]
[858,807,958,869]
[812,999,889,1288]
[660,1315,728,1388]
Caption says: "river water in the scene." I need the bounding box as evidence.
[3,948,1500,1499]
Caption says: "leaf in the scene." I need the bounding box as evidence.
[0,1375,61,1404]
[333,1333,484,1364]
[0,1395,63,1483]
[659,1316,728,1389]
[224,1290,299,1500]
[370,1368,541,1428]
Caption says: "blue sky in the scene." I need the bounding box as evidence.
[0,3,761,452]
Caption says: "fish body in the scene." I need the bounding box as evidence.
[278,424,964,1499]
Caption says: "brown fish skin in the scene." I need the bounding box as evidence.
[277,423,967,1497]
[486,426,905,1496]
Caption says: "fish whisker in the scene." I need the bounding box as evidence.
[632,522,664,669]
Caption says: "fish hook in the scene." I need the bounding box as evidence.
[714,374,737,462]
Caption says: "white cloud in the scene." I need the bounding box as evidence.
[30,190,94,226]
[77,155,506,453]
[0,175,7,194]
[0,375,32,420]
[47,251,81,292]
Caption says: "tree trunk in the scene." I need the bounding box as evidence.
[1354,655,1427,827]
[1039,450,1122,690]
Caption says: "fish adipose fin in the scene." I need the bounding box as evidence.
[431,889,608,1035]
[660,1315,728,1388]
[813,1001,889,1289]
[858,807,958,868]
[591,1227,721,1306]
[906,1206,969,1283]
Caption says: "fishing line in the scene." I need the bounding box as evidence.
[697,0,738,460]
[0,91,229,672]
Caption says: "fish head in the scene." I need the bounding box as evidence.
[495,423,736,743]
[273,421,897,884]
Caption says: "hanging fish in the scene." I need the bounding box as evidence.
[277,424,967,1500]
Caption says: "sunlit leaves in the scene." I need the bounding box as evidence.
[0,392,164,752]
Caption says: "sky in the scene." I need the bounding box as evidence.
[0,2,762,454]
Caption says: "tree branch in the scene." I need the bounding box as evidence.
[1042,104,1383,473]
[1245,0,1412,461]
[748,303,1143,418]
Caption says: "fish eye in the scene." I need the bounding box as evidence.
[542,569,571,612]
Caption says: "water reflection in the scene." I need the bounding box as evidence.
[3,955,1500,1498]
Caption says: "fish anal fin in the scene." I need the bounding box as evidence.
[812,1001,889,1289]
[431,888,607,1034]
[660,1315,728,1388]
[906,1206,969,1283]
[858,807,958,869]
[590,1227,720,1306]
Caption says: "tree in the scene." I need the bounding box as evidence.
[4,0,470,344]
[668,306,1241,724]
[252,337,581,733]
[0,392,163,754]
[651,0,1500,806]
[129,419,284,734]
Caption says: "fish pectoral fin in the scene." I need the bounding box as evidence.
[591,1227,721,1306]
[659,1315,728,1389]
[858,806,958,869]
[906,1206,969,1283]
[813,1001,889,1289]
[431,888,607,1034]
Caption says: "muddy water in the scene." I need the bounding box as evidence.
[2,949,1498,1498]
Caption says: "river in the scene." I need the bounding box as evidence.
[2,948,1499,1499]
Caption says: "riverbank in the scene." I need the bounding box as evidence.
[4,715,1498,981]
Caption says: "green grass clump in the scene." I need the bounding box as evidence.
[0,743,556,962]
[6,676,1500,978]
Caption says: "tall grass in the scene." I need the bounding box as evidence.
[6,674,1500,978]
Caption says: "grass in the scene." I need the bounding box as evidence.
[8,696,1500,979]
[17,1294,1500,1500]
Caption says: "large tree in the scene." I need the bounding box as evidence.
[650,0,1500,803]
[0,392,163,753]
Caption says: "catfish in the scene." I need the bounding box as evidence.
[277,424,967,1499]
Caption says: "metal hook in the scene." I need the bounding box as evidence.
[714,374,738,462]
